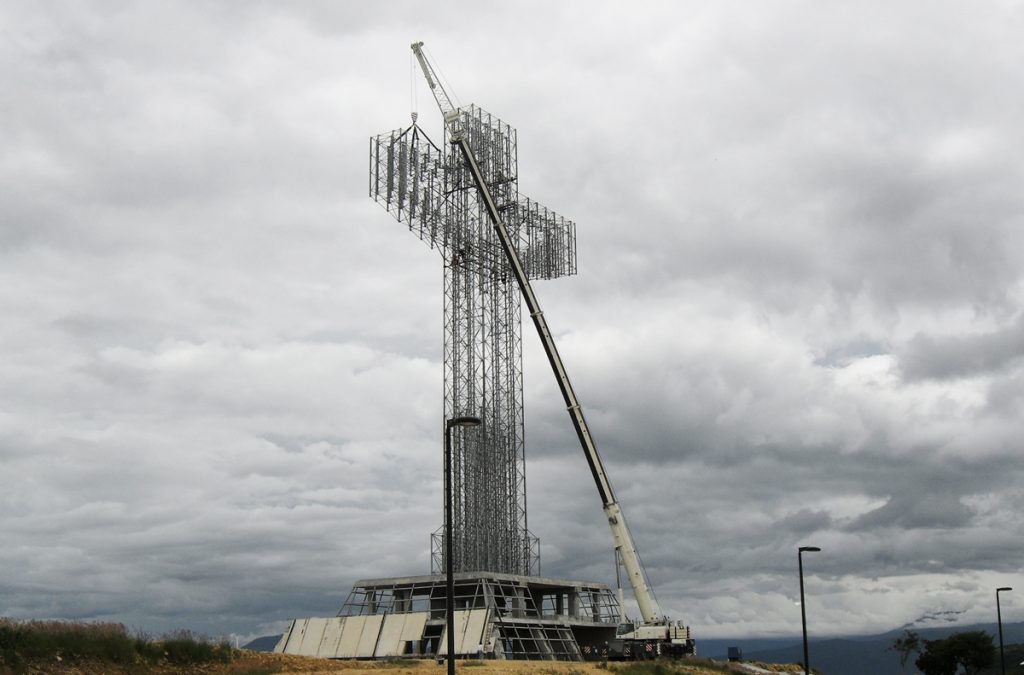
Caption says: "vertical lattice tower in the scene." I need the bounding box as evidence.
[369,106,577,575]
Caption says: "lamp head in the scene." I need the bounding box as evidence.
[447,416,482,429]
[997,587,1013,592]
[799,546,821,553]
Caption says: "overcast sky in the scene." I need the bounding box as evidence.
[3,0,1024,644]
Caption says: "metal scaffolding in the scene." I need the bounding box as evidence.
[370,106,577,576]
[327,572,619,660]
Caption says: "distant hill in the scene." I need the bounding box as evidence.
[740,637,902,675]
[699,621,1024,675]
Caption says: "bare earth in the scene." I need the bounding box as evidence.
[14,652,806,674]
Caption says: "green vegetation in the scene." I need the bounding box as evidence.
[911,630,995,675]
[891,629,921,671]
[976,643,1024,675]
[157,629,233,665]
[0,618,234,673]
[892,628,1001,675]
[380,657,422,667]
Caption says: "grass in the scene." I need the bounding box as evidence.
[224,666,279,675]
[380,657,423,667]
[1,620,754,675]
[0,618,234,673]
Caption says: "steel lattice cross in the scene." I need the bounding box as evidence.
[370,105,577,575]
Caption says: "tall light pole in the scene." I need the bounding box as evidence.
[997,586,1012,675]
[798,546,821,675]
[444,416,482,675]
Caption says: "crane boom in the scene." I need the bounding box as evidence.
[411,42,461,133]
[410,42,659,625]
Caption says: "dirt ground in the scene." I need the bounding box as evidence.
[9,652,802,674]
[210,653,744,674]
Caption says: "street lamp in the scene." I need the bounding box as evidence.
[997,586,1012,675]
[798,546,821,675]
[444,416,482,675]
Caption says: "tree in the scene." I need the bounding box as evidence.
[915,630,995,675]
[916,638,957,675]
[891,629,921,672]
[946,631,996,674]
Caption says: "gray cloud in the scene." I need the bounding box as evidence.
[3,0,1024,645]
[847,494,974,531]
[900,314,1024,380]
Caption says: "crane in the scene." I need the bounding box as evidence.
[410,42,693,658]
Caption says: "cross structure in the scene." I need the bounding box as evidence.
[274,101,620,664]
[369,105,577,576]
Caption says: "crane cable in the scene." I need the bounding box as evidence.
[615,507,664,619]
[633,543,664,619]
[423,44,461,111]
[410,49,418,124]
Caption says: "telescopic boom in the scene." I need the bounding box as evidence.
[410,41,659,625]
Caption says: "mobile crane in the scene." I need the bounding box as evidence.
[411,42,694,659]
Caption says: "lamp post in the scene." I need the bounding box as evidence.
[997,586,1012,675]
[798,546,821,675]
[444,416,482,675]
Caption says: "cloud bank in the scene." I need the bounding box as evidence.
[2,0,1023,640]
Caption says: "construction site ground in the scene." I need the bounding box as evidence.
[6,652,807,675]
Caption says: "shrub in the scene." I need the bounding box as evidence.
[0,618,237,670]
[0,619,137,664]
[159,629,233,665]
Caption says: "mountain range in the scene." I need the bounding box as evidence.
[698,620,1024,675]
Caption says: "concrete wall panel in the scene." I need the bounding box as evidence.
[274,620,297,653]
[336,615,366,658]
[318,617,347,658]
[279,618,312,655]
[460,609,488,654]
[296,618,329,657]
[275,617,324,657]
[355,614,385,657]
[374,614,407,657]
[438,609,488,656]
[400,612,428,643]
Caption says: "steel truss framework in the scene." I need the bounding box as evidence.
[370,106,577,576]
[339,573,620,661]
